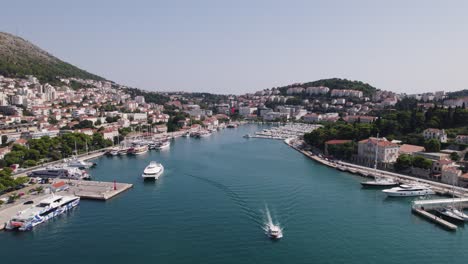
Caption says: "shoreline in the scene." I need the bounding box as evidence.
[284,138,468,198]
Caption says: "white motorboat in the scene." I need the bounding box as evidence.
[183,132,190,138]
[156,141,170,150]
[267,223,283,239]
[66,157,95,169]
[5,194,80,231]
[382,184,435,197]
[142,161,164,180]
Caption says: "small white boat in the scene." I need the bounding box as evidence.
[383,184,435,197]
[267,224,283,239]
[5,194,80,231]
[142,161,164,180]
[183,132,190,138]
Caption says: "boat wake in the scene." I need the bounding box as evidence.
[184,173,263,226]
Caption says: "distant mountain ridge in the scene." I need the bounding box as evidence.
[0,32,104,82]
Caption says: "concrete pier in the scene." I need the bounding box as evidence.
[411,207,458,231]
[63,180,133,201]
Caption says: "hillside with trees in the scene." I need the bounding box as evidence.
[0,32,104,83]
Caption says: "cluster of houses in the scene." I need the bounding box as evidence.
[0,75,234,163]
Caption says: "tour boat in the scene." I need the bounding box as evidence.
[129,144,149,155]
[267,223,283,239]
[5,194,80,231]
[382,184,435,197]
[156,141,170,150]
[142,161,164,180]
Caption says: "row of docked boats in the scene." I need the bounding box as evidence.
[346,162,468,223]
[107,139,171,156]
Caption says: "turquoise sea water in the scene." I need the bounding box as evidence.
[1,124,467,263]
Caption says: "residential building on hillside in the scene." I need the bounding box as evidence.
[423,128,447,143]
[455,135,468,145]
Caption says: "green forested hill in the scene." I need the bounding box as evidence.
[277,78,378,97]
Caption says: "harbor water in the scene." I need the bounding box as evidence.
[1,124,468,263]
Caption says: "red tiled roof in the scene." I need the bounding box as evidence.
[399,144,425,154]
[325,140,352,145]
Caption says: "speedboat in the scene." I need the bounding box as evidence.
[156,141,170,150]
[5,194,80,231]
[361,177,399,188]
[382,184,435,197]
[267,224,283,239]
[66,157,95,169]
[142,161,164,180]
[183,132,190,137]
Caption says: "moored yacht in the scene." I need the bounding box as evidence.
[437,207,465,223]
[5,194,80,231]
[142,161,164,180]
[361,177,399,188]
[382,184,435,197]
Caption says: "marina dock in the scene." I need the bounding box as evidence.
[411,207,458,231]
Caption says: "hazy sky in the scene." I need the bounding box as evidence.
[1,0,468,94]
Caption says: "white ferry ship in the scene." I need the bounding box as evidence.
[5,194,80,231]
